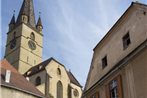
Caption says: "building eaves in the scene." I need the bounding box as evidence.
[93,2,147,51]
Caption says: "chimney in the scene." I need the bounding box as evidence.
[5,70,11,83]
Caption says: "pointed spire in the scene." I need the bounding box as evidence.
[9,10,16,31]
[9,11,15,25]
[37,13,43,27]
[16,0,36,28]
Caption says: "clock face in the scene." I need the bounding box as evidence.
[10,39,16,49]
[28,40,36,50]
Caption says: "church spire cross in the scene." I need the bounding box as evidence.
[16,0,36,28]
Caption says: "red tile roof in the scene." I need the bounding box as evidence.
[0,59,46,98]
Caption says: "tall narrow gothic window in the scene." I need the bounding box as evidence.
[35,76,41,86]
[68,84,72,98]
[57,68,61,75]
[57,81,63,98]
[30,32,35,41]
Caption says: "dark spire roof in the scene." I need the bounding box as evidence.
[16,0,36,28]
[37,16,43,27]
[9,14,15,25]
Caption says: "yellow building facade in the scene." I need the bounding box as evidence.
[24,58,83,98]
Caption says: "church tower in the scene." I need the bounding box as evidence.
[5,0,43,74]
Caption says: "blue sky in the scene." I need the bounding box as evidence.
[1,0,147,87]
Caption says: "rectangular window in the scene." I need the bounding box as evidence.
[105,75,123,98]
[123,32,131,49]
[102,56,107,69]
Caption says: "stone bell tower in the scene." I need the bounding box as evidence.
[5,0,43,74]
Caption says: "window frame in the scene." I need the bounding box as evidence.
[122,32,131,50]
[105,75,123,98]
[102,56,108,69]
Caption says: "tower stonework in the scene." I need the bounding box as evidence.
[5,0,43,74]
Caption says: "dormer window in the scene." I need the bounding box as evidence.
[27,71,31,75]
[39,65,42,69]
[23,17,25,21]
[123,32,131,50]
[22,15,28,24]
[102,56,107,69]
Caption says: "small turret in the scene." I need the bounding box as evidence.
[9,12,15,31]
[36,16,43,33]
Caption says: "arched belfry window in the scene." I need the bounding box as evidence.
[30,32,35,41]
[57,68,61,75]
[57,81,63,98]
[35,76,41,86]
